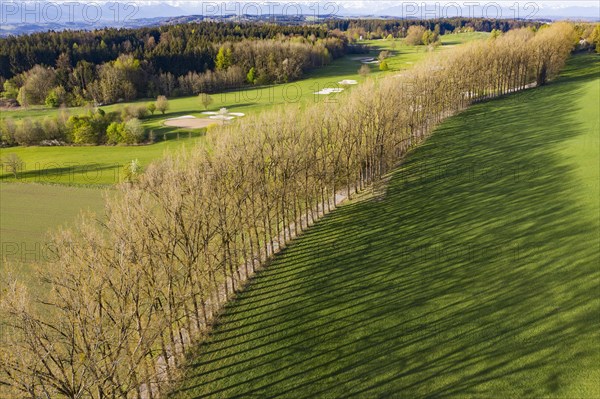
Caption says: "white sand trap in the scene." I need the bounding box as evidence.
[163,115,217,129]
[202,110,245,118]
[166,115,196,120]
[338,79,358,85]
[314,88,345,95]
[209,115,235,121]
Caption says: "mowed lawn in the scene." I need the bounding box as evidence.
[171,54,599,398]
[0,135,203,185]
[0,183,107,275]
[363,31,489,71]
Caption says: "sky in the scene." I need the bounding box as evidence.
[168,1,600,19]
[133,1,600,18]
[1,0,599,24]
[143,1,600,10]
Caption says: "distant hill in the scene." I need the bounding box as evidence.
[1,1,598,36]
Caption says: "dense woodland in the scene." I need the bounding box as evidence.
[326,17,544,38]
[0,22,357,110]
[0,23,333,78]
[0,18,522,79]
[0,22,577,399]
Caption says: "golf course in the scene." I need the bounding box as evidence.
[170,54,600,398]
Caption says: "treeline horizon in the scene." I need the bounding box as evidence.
[0,17,592,79]
[0,18,543,81]
[0,22,333,78]
[326,17,544,37]
[0,22,577,399]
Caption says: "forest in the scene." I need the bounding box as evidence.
[0,22,334,78]
[0,22,577,399]
[326,17,544,38]
[0,22,353,111]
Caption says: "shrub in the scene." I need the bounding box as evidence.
[198,93,213,110]
[422,30,439,45]
[147,102,156,115]
[358,64,371,77]
[45,86,67,108]
[123,118,145,144]
[41,117,67,141]
[405,25,426,45]
[0,118,18,145]
[14,118,45,145]
[67,116,97,144]
[378,50,390,61]
[122,104,149,120]
[246,67,256,84]
[106,121,126,144]
[2,80,19,100]
[1,153,24,177]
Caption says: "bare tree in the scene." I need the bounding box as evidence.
[155,95,169,115]
[198,93,213,110]
[358,64,371,77]
[1,153,24,178]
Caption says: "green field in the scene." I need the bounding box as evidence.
[171,54,600,398]
[0,134,203,185]
[363,31,489,71]
[0,183,107,275]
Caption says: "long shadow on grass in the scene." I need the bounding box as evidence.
[171,55,600,398]
[0,163,119,183]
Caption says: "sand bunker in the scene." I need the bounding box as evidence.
[163,115,216,129]
[358,57,376,63]
[314,88,345,95]
[360,58,379,64]
[338,79,358,85]
[202,110,246,121]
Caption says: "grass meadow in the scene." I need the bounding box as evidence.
[170,54,599,398]
[0,183,107,279]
